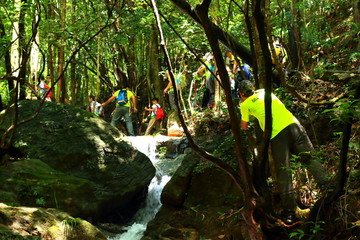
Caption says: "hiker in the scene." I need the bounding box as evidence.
[144,97,162,135]
[87,95,103,116]
[225,50,238,99]
[225,50,238,73]
[239,80,329,224]
[163,72,177,110]
[271,36,287,67]
[198,53,217,109]
[102,85,137,136]
[36,75,52,101]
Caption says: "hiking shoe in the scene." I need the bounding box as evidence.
[281,209,297,225]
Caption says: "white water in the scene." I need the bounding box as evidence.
[110,135,174,240]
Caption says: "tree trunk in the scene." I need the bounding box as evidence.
[287,0,304,70]
[353,0,360,24]
[47,1,56,100]
[57,0,67,103]
[147,24,162,101]
[57,46,66,102]
[83,65,89,104]
[70,59,76,104]
[253,0,275,218]
[126,38,137,88]
[193,1,262,239]
[0,17,14,92]
[244,0,260,87]
[47,44,55,100]
[18,0,28,100]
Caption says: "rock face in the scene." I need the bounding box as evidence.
[0,100,156,222]
[0,203,107,240]
[143,150,245,240]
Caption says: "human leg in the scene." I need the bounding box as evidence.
[168,91,177,110]
[122,107,135,136]
[111,106,122,127]
[271,127,297,211]
[201,88,210,108]
[145,118,156,135]
[289,123,328,185]
[208,92,215,108]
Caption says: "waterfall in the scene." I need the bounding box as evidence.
[110,135,175,240]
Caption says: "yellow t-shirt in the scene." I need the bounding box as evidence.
[240,89,298,139]
[113,89,134,107]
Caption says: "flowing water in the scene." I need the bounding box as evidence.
[109,135,177,240]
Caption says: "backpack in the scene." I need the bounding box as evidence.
[156,105,165,121]
[117,89,128,106]
[273,43,285,63]
[44,84,53,98]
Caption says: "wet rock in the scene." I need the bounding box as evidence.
[0,101,156,222]
[0,203,107,240]
[144,149,245,239]
[158,137,189,158]
[161,152,198,207]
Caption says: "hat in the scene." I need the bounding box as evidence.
[238,80,254,93]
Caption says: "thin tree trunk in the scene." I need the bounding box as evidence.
[0,17,14,92]
[58,0,66,103]
[352,0,360,24]
[18,0,28,100]
[194,2,261,238]
[70,59,76,104]
[147,24,161,99]
[288,0,303,70]
[47,44,55,100]
[84,65,89,104]
[126,38,137,86]
[69,0,76,104]
[253,0,275,219]
[47,1,56,100]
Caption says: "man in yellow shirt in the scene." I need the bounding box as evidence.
[102,85,137,136]
[239,80,328,224]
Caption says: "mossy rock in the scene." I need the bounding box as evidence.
[161,151,198,207]
[0,159,98,218]
[0,101,156,221]
[0,203,107,240]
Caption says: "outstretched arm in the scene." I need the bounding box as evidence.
[102,96,115,107]
[145,106,155,112]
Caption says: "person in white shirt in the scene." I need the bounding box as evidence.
[144,97,161,135]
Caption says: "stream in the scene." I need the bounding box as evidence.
[109,135,181,240]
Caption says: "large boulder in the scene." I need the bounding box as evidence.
[0,203,107,240]
[0,100,155,222]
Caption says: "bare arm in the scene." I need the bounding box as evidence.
[197,65,206,77]
[233,59,238,73]
[163,81,172,93]
[241,120,249,130]
[102,96,115,107]
[145,107,155,112]
[131,94,137,112]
